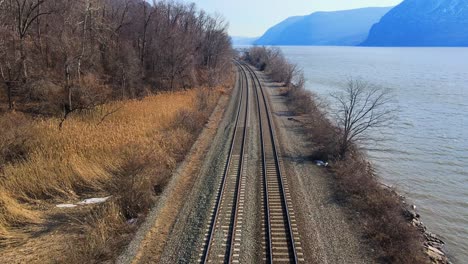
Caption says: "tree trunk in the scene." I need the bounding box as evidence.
[6,82,13,110]
[170,74,174,91]
[20,38,28,79]
[78,0,91,82]
[66,64,72,111]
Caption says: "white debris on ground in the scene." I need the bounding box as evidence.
[77,196,112,205]
[315,160,329,167]
[127,218,138,225]
[56,196,112,208]
[56,204,77,208]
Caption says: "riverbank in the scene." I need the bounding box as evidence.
[277,46,468,261]
[0,86,229,263]
[402,194,449,263]
[281,82,449,263]
[241,45,449,263]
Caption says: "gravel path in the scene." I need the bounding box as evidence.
[257,69,375,264]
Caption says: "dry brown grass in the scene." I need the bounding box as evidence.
[0,87,222,261]
[64,202,132,263]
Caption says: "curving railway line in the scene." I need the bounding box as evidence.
[199,61,304,263]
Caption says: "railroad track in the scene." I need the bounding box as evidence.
[199,61,304,263]
[199,61,249,264]
[243,62,304,264]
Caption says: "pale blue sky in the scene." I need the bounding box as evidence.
[187,0,403,37]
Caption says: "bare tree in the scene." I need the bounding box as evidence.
[331,79,396,158]
[137,0,155,64]
[0,0,50,109]
[245,46,297,87]
[0,0,233,111]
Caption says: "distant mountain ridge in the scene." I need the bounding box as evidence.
[231,36,259,46]
[255,7,392,46]
[362,0,468,46]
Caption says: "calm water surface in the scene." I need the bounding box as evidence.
[280,46,468,262]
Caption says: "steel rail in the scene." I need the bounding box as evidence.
[201,60,249,264]
[242,61,298,264]
[228,60,249,263]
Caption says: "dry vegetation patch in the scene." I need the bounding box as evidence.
[0,87,222,262]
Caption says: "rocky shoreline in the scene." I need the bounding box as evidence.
[400,194,450,263]
[378,180,450,263]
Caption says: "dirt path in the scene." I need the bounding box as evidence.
[257,69,374,263]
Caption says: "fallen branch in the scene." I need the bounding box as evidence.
[97,106,123,126]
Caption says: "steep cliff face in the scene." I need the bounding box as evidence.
[362,0,468,46]
[254,7,392,46]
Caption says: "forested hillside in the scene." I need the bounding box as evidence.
[0,0,232,114]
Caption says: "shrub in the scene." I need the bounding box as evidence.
[65,202,131,263]
[286,86,313,114]
[0,113,33,168]
[244,47,297,86]
[282,85,339,160]
[172,109,204,135]
[107,152,155,220]
[333,156,426,263]
[195,88,212,112]
[20,79,64,115]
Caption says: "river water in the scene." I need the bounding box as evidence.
[278,46,468,262]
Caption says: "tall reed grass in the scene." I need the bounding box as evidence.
[0,88,221,254]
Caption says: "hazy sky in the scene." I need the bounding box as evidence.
[188,0,403,37]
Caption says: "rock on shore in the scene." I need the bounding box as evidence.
[404,207,450,263]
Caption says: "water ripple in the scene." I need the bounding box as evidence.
[281,46,468,261]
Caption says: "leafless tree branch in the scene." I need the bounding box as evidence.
[331,79,396,157]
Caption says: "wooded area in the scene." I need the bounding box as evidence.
[0,0,232,115]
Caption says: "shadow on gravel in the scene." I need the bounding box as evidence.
[275,111,295,117]
[281,153,315,165]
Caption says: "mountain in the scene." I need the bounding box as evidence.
[255,7,392,46]
[231,36,259,46]
[362,0,468,46]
